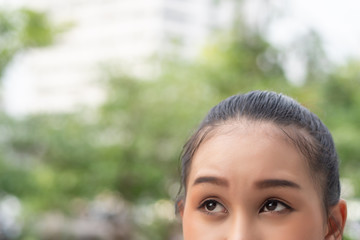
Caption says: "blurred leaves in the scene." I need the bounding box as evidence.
[0,8,58,78]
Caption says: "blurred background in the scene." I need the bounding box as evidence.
[0,0,359,239]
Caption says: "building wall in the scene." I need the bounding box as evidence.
[1,0,234,116]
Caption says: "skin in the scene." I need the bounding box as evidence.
[181,122,347,240]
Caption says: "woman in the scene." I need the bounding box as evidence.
[177,91,347,239]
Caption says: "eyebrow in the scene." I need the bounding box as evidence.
[193,176,229,187]
[255,179,301,189]
[192,177,301,190]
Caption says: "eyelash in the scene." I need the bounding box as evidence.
[259,198,292,214]
[198,198,227,215]
[198,198,292,215]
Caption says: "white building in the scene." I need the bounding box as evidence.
[0,0,235,116]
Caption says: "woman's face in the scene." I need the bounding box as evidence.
[181,122,330,240]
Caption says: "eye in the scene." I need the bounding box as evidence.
[199,199,227,215]
[260,199,291,214]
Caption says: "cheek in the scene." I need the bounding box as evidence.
[261,213,325,240]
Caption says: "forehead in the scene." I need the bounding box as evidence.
[188,122,314,189]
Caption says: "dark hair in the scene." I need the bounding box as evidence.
[179,90,340,215]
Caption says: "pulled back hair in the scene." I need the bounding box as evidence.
[180,90,340,215]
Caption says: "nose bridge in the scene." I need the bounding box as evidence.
[227,210,255,240]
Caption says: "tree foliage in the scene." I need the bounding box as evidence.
[0,8,61,79]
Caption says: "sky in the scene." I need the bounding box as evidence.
[267,0,360,63]
[242,0,360,84]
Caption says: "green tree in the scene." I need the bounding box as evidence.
[0,8,58,78]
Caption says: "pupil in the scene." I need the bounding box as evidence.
[206,201,217,211]
[267,200,277,211]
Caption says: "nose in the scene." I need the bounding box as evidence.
[227,215,255,240]
[228,227,247,240]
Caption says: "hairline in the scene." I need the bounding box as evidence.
[182,118,328,214]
